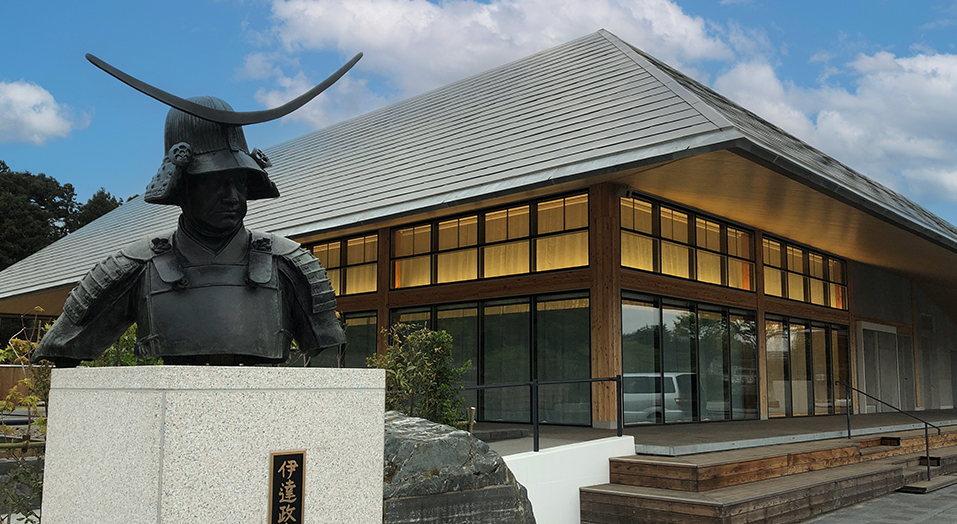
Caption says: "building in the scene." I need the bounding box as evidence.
[2,30,956,430]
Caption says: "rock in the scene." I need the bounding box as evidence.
[382,411,536,524]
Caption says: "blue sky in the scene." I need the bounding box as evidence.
[3,1,957,226]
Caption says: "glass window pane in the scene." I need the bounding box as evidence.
[347,236,373,265]
[536,231,588,271]
[482,301,531,422]
[438,219,460,251]
[621,231,655,272]
[393,255,430,288]
[662,304,695,423]
[829,284,847,310]
[344,263,377,295]
[365,235,378,262]
[343,314,377,368]
[438,217,476,251]
[537,198,565,234]
[436,306,479,416]
[765,267,783,297]
[728,228,752,260]
[622,298,660,425]
[391,308,430,328]
[730,313,758,420]
[790,322,810,417]
[436,249,478,283]
[634,200,653,234]
[698,310,728,421]
[393,228,413,258]
[696,251,722,285]
[485,209,508,243]
[508,206,530,239]
[483,241,530,278]
[727,259,753,291]
[313,242,341,268]
[828,259,845,284]
[763,239,782,268]
[327,268,341,296]
[832,328,850,414]
[660,241,690,279]
[565,194,589,230]
[811,325,829,415]
[536,297,590,425]
[660,208,688,243]
[788,273,807,302]
[809,278,825,306]
[809,253,825,279]
[766,319,788,418]
[787,246,805,274]
[413,225,431,255]
[696,219,721,251]
[620,198,634,231]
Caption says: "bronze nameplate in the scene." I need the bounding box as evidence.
[269,450,305,523]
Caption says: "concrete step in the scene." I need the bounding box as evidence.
[899,475,957,494]
[583,461,904,524]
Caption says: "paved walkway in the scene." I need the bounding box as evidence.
[801,481,957,523]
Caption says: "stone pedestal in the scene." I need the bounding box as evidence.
[40,366,384,524]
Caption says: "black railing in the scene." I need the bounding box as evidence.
[465,375,624,452]
[836,380,941,481]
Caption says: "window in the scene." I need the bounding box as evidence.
[310,233,378,296]
[765,316,849,417]
[621,194,754,291]
[622,292,759,425]
[763,237,847,310]
[288,311,377,368]
[392,193,589,288]
[390,292,591,425]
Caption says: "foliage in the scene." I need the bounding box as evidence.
[65,187,121,232]
[80,324,162,367]
[368,323,470,428]
[0,308,50,523]
[0,161,123,271]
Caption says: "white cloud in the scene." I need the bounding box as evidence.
[251,0,735,109]
[713,51,957,201]
[0,80,90,145]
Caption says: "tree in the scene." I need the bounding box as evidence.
[0,161,78,270]
[66,187,121,231]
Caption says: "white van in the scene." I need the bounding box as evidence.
[622,372,695,424]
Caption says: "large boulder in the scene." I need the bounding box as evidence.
[382,411,536,523]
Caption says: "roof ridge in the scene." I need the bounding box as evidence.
[596,29,735,131]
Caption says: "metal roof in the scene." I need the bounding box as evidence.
[2,29,955,303]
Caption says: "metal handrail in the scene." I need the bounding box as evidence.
[836,380,941,481]
[465,375,624,452]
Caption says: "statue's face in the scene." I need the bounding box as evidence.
[181,171,249,233]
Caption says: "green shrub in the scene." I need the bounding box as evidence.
[368,323,470,428]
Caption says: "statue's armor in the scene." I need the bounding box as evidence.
[33,227,343,366]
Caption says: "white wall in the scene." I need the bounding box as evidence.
[503,436,636,524]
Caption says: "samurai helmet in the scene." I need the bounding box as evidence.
[85,52,362,206]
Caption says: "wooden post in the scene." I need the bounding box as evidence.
[589,183,623,428]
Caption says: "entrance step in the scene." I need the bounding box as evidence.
[610,440,862,491]
[582,461,903,524]
[899,475,957,494]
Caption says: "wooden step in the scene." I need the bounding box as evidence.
[583,461,904,524]
[899,475,957,494]
[611,440,866,491]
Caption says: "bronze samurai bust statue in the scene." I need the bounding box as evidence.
[33,53,362,367]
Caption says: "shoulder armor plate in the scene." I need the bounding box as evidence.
[282,248,337,314]
[63,252,145,325]
[268,233,301,256]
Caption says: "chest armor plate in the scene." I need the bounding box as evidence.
[137,261,288,358]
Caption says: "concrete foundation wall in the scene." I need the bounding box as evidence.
[503,436,636,524]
